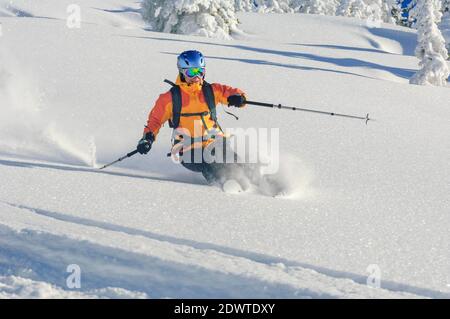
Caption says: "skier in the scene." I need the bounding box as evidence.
[137,50,250,188]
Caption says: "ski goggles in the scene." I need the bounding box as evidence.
[181,67,205,78]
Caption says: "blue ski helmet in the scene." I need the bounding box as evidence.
[177,50,205,71]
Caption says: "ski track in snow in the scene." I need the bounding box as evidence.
[0,158,447,299]
[0,198,429,299]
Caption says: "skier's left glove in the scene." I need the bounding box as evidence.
[227,94,246,108]
[137,132,155,155]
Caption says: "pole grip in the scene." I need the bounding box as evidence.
[245,100,274,108]
[127,149,139,157]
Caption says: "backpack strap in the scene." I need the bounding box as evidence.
[164,79,182,128]
[164,79,177,87]
[202,81,217,123]
[203,81,239,121]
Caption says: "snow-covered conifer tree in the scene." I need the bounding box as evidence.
[234,0,297,13]
[410,0,450,85]
[439,3,450,52]
[257,0,296,13]
[298,0,339,15]
[234,0,255,11]
[382,0,402,24]
[337,0,401,24]
[439,1,450,54]
[236,0,399,19]
[337,0,371,19]
[142,0,239,39]
[404,0,418,27]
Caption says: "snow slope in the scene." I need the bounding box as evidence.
[1,1,449,298]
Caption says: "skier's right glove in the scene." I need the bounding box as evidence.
[227,94,246,108]
[137,132,155,155]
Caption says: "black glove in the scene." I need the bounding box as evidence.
[137,132,154,155]
[227,94,246,108]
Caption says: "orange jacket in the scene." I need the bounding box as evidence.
[143,75,245,148]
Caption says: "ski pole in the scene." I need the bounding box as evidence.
[245,100,372,124]
[99,149,139,170]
